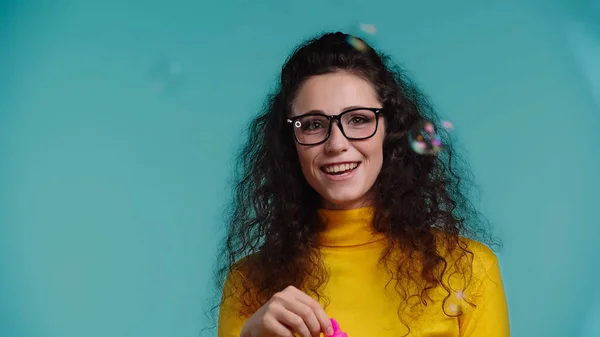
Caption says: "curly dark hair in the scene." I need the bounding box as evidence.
[211,31,498,329]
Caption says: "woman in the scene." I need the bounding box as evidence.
[215,32,510,337]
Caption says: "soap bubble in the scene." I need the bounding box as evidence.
[408,120,453,155]
[149,58,184,93]
[345,21,378,52]
[359,23,377,35]
[447,303,461,315]
[441,120,454,130]
[346,35,368,52]
[455,290,465,300]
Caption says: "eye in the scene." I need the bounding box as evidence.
[304,120,324,130]
[299,116,328,132]
[349,116,369,124]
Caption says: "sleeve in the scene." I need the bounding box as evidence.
[218,270,251,337]
[459,246,510,337]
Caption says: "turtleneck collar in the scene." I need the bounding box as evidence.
[317,206,387,247]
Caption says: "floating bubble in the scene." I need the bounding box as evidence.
[441,120,454,130]
[408,120,453,155]
[359,23,377,35]
[346,35,368,52]
[149,58,184,93]
[455,290,465,300]
[447,303,461,315]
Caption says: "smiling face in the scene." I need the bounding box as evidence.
[290,71,385,210]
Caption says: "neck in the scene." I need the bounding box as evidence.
[317,206,386,247]
[321,194,376,210]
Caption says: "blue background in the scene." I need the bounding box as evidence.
[1,1,599,336]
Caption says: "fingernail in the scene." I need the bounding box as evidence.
[327,327,334,336]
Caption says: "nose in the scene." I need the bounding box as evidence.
[324,121,349,154]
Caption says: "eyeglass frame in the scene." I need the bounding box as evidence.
[286,107,384,146]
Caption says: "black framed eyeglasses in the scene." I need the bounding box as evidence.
[287,107,384,146]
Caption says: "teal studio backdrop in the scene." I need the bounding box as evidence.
[0,1,599,337]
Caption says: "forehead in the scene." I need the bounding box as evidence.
[291,71,380,116]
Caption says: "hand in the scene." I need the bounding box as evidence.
[240,285,333,337]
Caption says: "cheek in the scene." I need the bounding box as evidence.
[374,130,385,158]
[362,138,385,168]
[295,146,318,172]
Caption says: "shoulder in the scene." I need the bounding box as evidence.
[222,254,254,292]
[219,256,256,337]
[433,230,500,280]
[432,231,505,309]
[220,254,258,318]
[453,236,504,299]
[221,252,265,300]
[460,236,499,272]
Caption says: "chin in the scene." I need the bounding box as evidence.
[321,192,369,209]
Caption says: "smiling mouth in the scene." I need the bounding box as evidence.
[321,162,361,175]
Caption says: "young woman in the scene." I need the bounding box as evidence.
[215,32,509,337]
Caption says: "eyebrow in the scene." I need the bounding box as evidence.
[298,105,370,116]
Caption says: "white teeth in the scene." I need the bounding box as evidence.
[323,162,359,174]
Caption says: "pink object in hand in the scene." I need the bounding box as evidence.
[329,318,348,337]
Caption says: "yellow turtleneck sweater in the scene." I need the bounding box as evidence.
[218,207,510,337]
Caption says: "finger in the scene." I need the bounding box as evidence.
[276,310,312,337]
[280,298,321,337]
[263,316,294,337]
[286,287,332,336]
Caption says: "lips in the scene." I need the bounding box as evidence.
[321,162,361,175]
